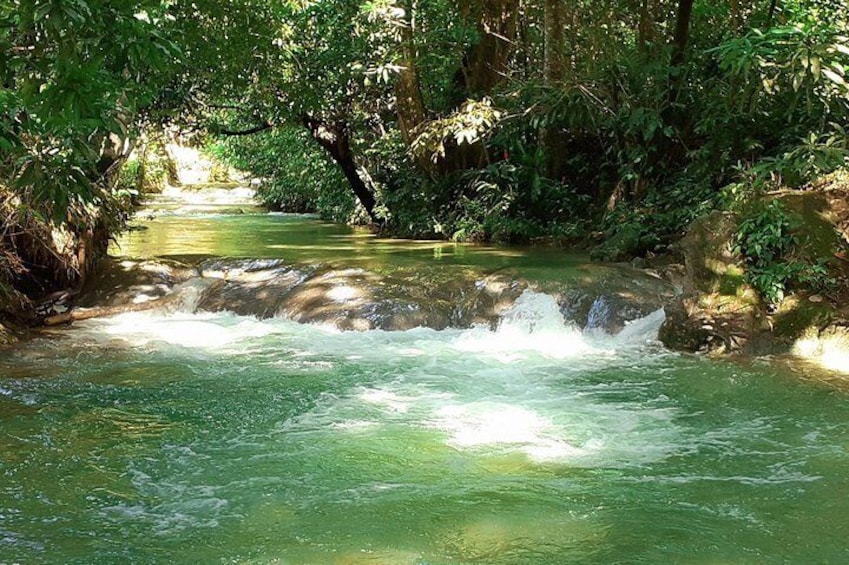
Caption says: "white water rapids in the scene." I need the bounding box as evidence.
[58,290,689,471]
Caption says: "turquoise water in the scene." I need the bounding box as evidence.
[1,212,848,564]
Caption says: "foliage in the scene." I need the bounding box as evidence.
[211,128,355,222]
[1,0,178,218]
[734,199,833,305]
[4,0,849,313]
[1,1,180,305]
[410,99,502,163]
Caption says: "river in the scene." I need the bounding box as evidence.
[1,187,848,563]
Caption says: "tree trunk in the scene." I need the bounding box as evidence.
[638,0,656,51]
[456,0,519,96]
[730,0,741,31]
[395,1,427,146]
[302,116,378,222]
[667,0,695,124]
[670,0,694,68]
[542,0,567,178]
[544,0,565,82]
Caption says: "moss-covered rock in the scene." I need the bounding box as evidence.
[660,188,849,357]
[676,211,744,295]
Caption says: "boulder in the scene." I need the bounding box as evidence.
[676,210,743,294]
[75,258,199,309]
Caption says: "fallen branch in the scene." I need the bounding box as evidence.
[43,296,174,326]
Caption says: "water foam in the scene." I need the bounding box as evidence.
[456,290,664,360]
[428,403,586,460]
[62,290,682,468]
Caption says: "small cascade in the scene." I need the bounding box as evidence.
[585,296,612,332]
[169,278,219,313]
[140,184,260,216]
[78,257,673,344]
[497,291,570,335]
[454,290,665,359]
[614,308,667,344]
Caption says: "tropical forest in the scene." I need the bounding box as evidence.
[2,0,849,562]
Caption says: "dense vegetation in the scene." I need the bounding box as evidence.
[2,0,848,316]
[1,0,176,312]
[199,0,849,248]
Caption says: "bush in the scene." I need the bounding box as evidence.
[734,199,833,305]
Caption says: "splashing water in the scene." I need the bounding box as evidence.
[3,221,849,563]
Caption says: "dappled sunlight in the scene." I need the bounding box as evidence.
[793,329,849,375]
[427,403,586,460]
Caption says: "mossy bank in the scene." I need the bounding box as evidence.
[657,180,849,373]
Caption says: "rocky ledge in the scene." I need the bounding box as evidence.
[654,185,849,374]
[62,256,676,335]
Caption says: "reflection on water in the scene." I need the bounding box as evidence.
[114,213,590,281]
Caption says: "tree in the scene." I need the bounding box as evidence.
[1,0,177,300]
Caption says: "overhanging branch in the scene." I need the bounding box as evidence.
[217,122,274,136]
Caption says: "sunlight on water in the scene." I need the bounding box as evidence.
[3,291,849,562]
[57,294,695,477]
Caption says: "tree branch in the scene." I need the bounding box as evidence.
[217,122,274,136]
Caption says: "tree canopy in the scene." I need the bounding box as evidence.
[2,0,848,245]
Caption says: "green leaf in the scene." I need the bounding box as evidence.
[823,68,846,86]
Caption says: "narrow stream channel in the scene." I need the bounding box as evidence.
[1,188,848,563]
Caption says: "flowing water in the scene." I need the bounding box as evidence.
[2,188,848,564]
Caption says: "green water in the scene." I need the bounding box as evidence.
[2,211,849,564]
[115,213,594,281]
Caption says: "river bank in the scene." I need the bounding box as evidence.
[652,179,849,373]
[4,167,849,377]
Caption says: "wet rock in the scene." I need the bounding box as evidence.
[194,261,315,318]
[199,258,295,279]
[657,301,711,352]
[278,268,466,330]
[189,264,531,331]
[75,255,677,334]
[76,258,198,309]
[552,266,675,334]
